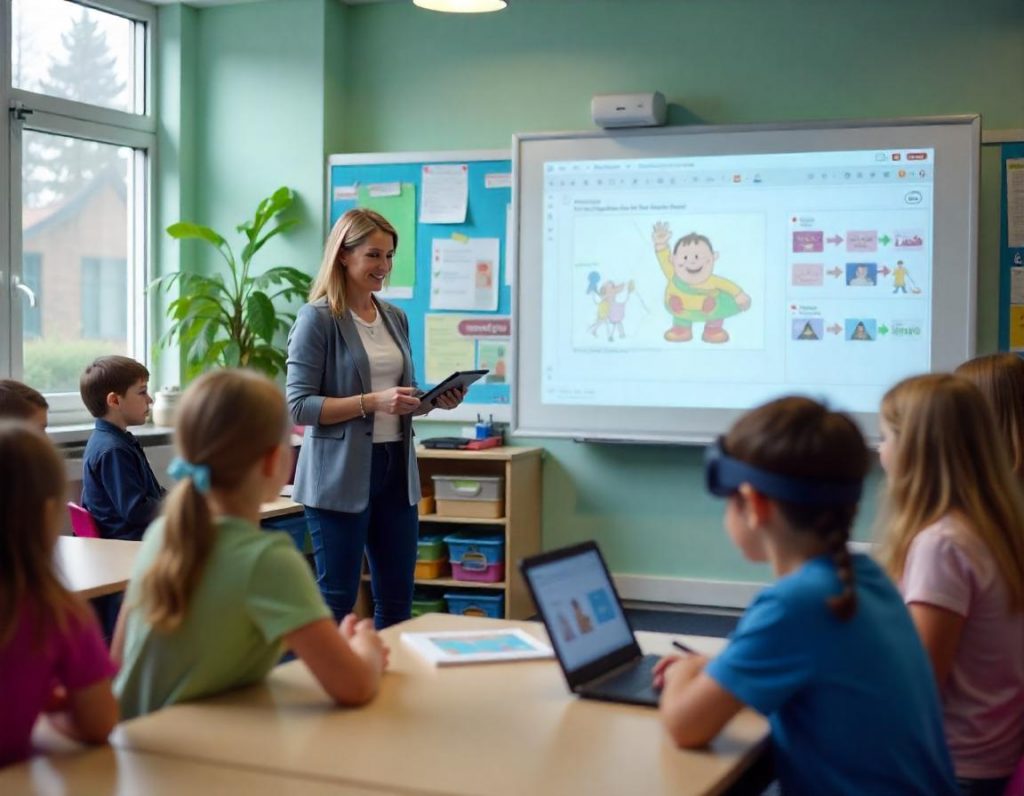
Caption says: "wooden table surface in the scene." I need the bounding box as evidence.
[55,536,141,599]
[111,614,768,796]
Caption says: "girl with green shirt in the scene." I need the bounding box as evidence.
[113,369,388,719]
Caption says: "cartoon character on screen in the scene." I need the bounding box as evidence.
[571,598,594,634]
[652,223,751,343]
[588,278,635,341]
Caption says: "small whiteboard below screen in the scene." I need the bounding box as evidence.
[512,116,979,444]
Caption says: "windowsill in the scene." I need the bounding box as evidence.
[48,423,173,447]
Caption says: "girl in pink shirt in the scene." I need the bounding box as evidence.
[0,421,118,766]
[878,374,1024,796]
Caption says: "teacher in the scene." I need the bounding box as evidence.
[286,208,463,628]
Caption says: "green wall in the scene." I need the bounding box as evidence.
[161,0,1024,587]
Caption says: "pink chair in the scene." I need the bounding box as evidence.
[67,502,100,538]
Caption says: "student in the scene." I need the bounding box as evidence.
[955,352,1024,482]
[0,379,48,430]
[878,374,1024,796]
[80,356,165,541]
[114,369,388,719]
[656,397,957,796]
[0,421,118,766]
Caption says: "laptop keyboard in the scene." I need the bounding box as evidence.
[589,655,660,697]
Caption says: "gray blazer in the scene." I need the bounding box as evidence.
[286,297,420,513]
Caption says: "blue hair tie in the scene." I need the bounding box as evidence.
[168,456,212,494]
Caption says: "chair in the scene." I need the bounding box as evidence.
[67,501,100,538]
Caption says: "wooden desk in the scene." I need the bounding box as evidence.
[112,614,769,796]
[55,537,141,599]
[259,497,304,520]
[0,745,390,795]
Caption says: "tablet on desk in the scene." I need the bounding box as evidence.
[417,369,488,410]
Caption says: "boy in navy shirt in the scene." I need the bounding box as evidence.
[80,356,164,541]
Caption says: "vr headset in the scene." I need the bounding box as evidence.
[704,437,862,506]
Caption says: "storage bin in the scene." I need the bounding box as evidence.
[444,591,504,618]
[411,591,447,617]
[432,475,505,519]
[261,515,309,553]
[417,534,446,561]
[444,533,505,583]
[414,557,449,580]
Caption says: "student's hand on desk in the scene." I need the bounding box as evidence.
[432,385,466,411]
[653,653,709,691]
[340,613,390,671]
[373,387,421,416]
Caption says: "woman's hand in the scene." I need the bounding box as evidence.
[433,385,466,411]
[371,386,421,416]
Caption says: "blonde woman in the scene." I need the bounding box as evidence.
[286,209,463,629]
[878,374,1024,796]
[955,352,1024,483]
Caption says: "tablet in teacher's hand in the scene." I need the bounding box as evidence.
[417,369,488,409]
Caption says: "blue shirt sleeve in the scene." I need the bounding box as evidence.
[94,446,163,528]
[705,589,816,716]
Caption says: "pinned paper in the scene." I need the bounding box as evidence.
[1012,267,1024,305]
[1009,160,1024,249]
[333,184,357,201]
[429,237,500,311]
[485,172,512,189]
[368,182,401,198]
[420,164,469,224]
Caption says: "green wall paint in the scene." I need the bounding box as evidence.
[165,0,1024,586]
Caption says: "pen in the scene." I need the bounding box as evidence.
[672,639,697,655]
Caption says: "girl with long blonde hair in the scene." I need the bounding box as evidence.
[0,421,118,765]
[955,352,1024,483]
[878,373,1024,795]
[113,369,388,719]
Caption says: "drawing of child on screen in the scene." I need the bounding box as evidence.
[587,278,635,341]
[652,223,751,343]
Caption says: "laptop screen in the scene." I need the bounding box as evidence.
[525,547,635,674]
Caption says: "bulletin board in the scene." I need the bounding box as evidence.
[999,142,1024,352]
[327,150,513,423]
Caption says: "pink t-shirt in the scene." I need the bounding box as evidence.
[0,601,116,767]
[902,515,1024,779]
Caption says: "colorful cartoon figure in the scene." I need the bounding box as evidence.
[588,279,635,341]
[892,261,909,294]
[652,223,751,343]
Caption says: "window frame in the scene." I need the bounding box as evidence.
[2,0,157,426]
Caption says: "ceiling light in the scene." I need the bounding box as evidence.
[413,0,508,12]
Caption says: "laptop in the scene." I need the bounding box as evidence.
[519,541,661,707]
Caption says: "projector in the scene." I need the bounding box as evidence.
[591,92,667,129]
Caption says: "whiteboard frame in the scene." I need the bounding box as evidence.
[511,115,981,444]
[326,149,513,424]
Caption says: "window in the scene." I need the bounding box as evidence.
[2,0,155,423]
[21,251,40,338]
[81,257,128,341]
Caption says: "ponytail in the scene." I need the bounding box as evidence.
[141,479,216,632]
[138,369,289,633]
[723,397,869,622]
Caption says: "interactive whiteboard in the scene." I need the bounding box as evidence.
[513,116,979,443]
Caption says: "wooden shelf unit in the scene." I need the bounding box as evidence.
[358,446,542,620]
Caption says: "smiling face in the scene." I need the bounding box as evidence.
[341,229,396,296]
[671,238,718,285]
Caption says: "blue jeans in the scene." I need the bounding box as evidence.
[304,441,418,629]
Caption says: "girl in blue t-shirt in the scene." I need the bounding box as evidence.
[655,396,958,796]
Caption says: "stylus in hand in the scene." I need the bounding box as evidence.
[672,639,697,655]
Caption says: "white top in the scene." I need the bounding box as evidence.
[352,307,403,443]
[902,514,1024,778]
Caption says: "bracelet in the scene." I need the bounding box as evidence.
[358,393,367,418]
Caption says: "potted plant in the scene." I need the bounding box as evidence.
[151,186,312,380]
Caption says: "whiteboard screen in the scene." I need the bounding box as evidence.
[512,117,979,443]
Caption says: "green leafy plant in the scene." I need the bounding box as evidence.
[152,187,312,380]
